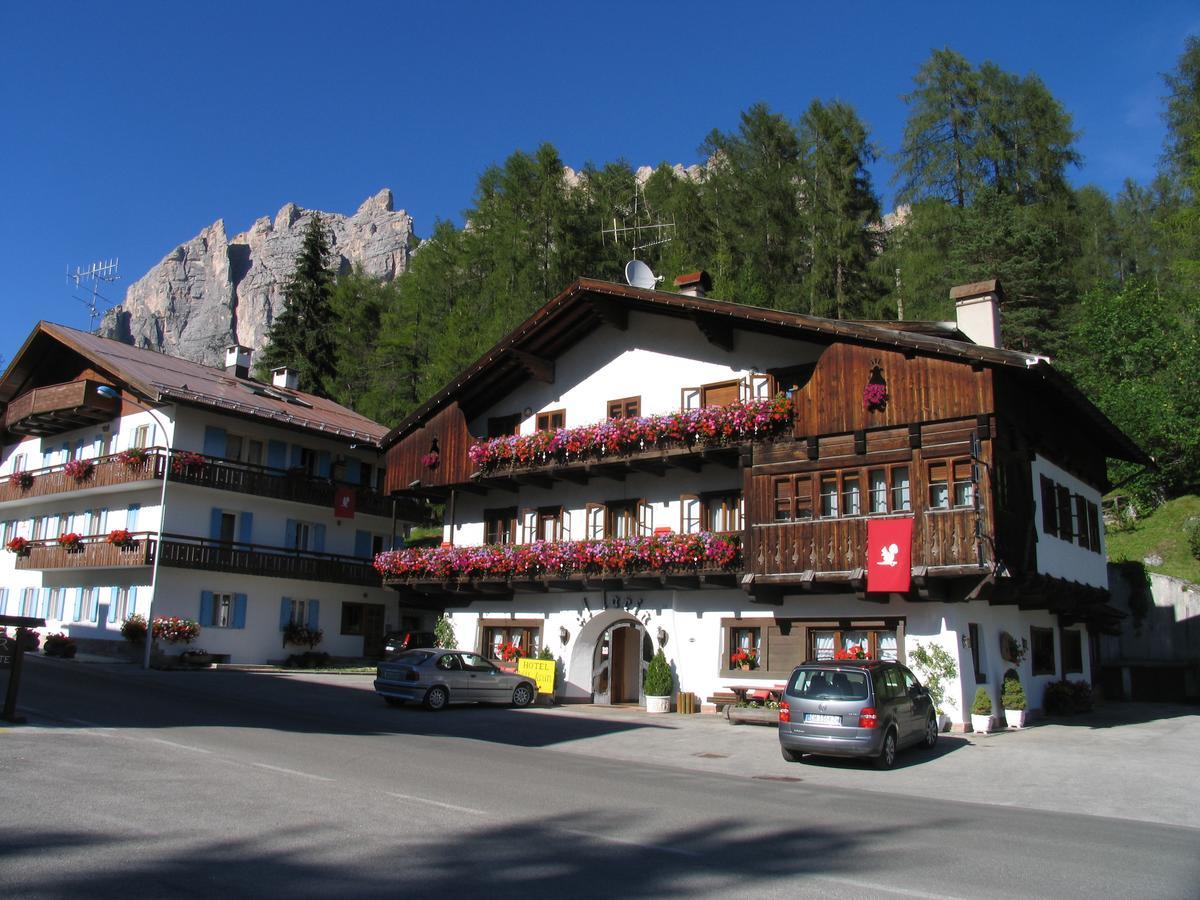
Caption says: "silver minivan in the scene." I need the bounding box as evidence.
[778,660,938,769]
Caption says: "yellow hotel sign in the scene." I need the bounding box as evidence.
[517,658,556,695]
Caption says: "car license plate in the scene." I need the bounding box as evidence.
[804,713,841,725]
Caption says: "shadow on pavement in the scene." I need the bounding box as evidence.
[788,734,970,771]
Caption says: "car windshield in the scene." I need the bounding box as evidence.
[789,668,870,701]
[388,650,435,665]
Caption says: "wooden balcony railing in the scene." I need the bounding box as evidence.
[14,531,381,587]
[0,448,409,519]
[747,508,988,585]
[14,533,154,570]
[3,379,119,437]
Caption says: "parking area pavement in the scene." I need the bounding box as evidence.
[518,701,1200,830]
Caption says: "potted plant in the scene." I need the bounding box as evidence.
[106,529,137,550]
[643,648,673,713]
[730,647,758,670]
[121,614,148,643]
[497,640,522,671]
[171,451,207,475]
[282,622,323,650]
[1001,670,1028,728]
[12,471,34,490]
[970,686,993,734]
[179,647,213,667]
[152,616,201,646]
[43,632,78,658]
[908,641,958,732]
[57,532,84,552]
[116,447,150,469]
[5,536,30,556]
[63,459,95,482]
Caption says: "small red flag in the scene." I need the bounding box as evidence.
[866,517,914,592]
[334,486,356,519]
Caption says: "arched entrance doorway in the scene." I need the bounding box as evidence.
[567,609,653,705]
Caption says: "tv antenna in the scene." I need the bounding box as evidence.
[66,258,121,330]
[601,181,675,258]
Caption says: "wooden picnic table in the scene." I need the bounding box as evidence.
[725,683,788,704]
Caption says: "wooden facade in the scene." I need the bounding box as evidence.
[156,535,381,587]
[3,379,119,437]
[15,535,154,570]
[0,451,163,503]
[382,402,475,494]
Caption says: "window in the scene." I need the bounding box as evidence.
[841,474,862,517]
[1056,485,1073,539]
[536,506,563,542]
[603,500,651,538]
[286,599,308,627]
[729,626,761,669]
[890,466,911,512]
[247,440,263,466]
[19,588,37,617]
[484,507,518,545]
[481,621,542,661]
[211,593,233,628]
[341,602,365,635]
[772,474,813,522]
[607,396,640,419]
[487,414,521,438]
[704,491,743,532]
[11,453,26,474]
[1040,475,1058,536]
[1030,626,1055,676]
[1061,629,1084,674]
[868,469,888,514]
[290,520,311,550]
[968,623,985,682]
[225,433,244,461]
[585,503,606,540]
[536,409,565,431]
[131,424,152,449]
[929,458,972,510]
[810,628,898,661]
[928,461,949,509]
[299,447,317,475]
[1086,502,1101,553]
[819,475,839,518]
[680,495,702,534]
[953,460,975,507]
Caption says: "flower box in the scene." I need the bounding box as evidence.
[57,532,84,552]
[5,536,30,555]
[116,448,150,469]
[11,471,34,490]
[63,459,95,482]
[106,529,137,550]
[171,451,207,474]
[467,395,793,473]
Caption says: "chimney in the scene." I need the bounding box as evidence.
[950,279,1003,348]
[272,367,299,390]
[674,270,712,298]
[225,345,252,379]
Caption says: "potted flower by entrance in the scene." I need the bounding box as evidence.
[971,687,993,734]
[643,648,673,714]
[1001,670,1028,728]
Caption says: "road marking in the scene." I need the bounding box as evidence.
[149,738,212,754]
[252,762,333,782]
[556,827,700,859]
[386,792,487,815]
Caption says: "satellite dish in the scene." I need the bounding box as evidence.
[624,259,660,290]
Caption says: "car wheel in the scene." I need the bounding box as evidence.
[922,713,938,749]
[423,685,449,711]
[781,745,803,763]
[874,728,898,769]
[511,683,535,708]
[384,697,405,707]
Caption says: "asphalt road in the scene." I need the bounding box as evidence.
[3,658,1198,899]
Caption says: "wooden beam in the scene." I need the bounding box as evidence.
[665,575,700,590]
[701,447,739,468]
[629,459,666,477]
[554,468,590,485]
[691,312,734,351]
[667,454,703,473]
[588,297,628,331]
[512,472,554,489]
[509,349,555,383]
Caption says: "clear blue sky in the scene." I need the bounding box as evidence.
[1,1,1196,362]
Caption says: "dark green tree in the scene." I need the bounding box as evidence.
[258,213,339,397]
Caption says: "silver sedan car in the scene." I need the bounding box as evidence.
[374,648,538,711]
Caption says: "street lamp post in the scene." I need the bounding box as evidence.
[96,386,171,670]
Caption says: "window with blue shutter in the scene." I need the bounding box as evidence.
[284,519,298,549]
[203,426,227,458]
[317,451,331,478]
[267,440,287,471]
[306,600,320,630]
[128,587,138,618]
[343,460,360,485]
[72,588,83,621]
[313,524,326,553]
[127,503,141,531]
[108,587,121,623]
[290,445,304,469]
[354,530,371,558]
[41,588,52,618]
[0,589,8,616]
[233,594,247,629]
[87,588,99,622]
[238,512,254,545]
[211,508,225,541]
[199,591,214,627]
[279,597,292,630]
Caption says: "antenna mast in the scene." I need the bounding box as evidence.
[601,181,675,259]
[66,258,121,330]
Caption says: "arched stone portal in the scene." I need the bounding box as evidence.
[565,609,652,704]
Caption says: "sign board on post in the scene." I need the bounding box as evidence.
[516,658,556,696]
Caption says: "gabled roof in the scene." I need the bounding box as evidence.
[0,322,387,446]
[382,278,1149,465]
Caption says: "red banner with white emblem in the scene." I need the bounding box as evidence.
[334,486,356,519]
[867,517,914,592]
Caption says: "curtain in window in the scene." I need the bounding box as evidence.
[878,631,898,661]
[842,630,868,653]
[813,632,835,660]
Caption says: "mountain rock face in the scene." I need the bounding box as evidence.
[99,189,415,367]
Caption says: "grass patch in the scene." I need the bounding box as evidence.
[1106,494,1200,586]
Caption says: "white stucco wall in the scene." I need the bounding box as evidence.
[1030,454,1108,588]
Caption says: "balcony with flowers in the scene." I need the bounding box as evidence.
[375,531,742,599]
[465,395,793,490]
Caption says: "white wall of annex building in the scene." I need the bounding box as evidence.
[1031,454,1108,588]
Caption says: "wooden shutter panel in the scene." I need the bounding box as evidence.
[199,591,214,626]
[313,524,327,553]
[638,500,654,536]
[238,512,254,545]
[203,426,227,458]
[354,530,372,558]
[307,600,320,629]
[210,508,225,541]
[284,519,298,549]
[681,387,701,411]
[520,508,537,543]
[585,504,605,540]
[279,597,292,630]
[267,440,288,470]
[680,494,701,533]
[233,594,247,629]
[749,373,772,400]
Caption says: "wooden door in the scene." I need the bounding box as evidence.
[362,604,385,657]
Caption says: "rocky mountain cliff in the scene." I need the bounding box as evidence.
[99,189,415,367]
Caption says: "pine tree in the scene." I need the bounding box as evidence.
[258,213,339,397]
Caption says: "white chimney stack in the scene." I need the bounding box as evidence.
[951,279,1003,348]
[225,345,252,378]
[673,270,712,298]
[272,367,299,390]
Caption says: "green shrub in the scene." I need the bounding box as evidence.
[434,614,456,649]
[643,649,673,696]
[1186,518,1200,561]
[971,687,993,716]
[1070,680,1094,713]
[1001,676,1027,711]
[908,641,959,714]
[1043,679,1093,715]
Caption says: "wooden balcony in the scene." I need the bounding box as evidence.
[0,452,163,504]
[14,534,154,570]
[0,448,417,520]
[4,379,119,437]
[155,534,381,587]
[14,531,381,586]
[746,508,989,596]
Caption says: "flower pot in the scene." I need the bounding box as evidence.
[1004,708,1027,729]
[645,695,671,714]
[180,651,212,667]
[971,714,992,734]
[738,663,750,671]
